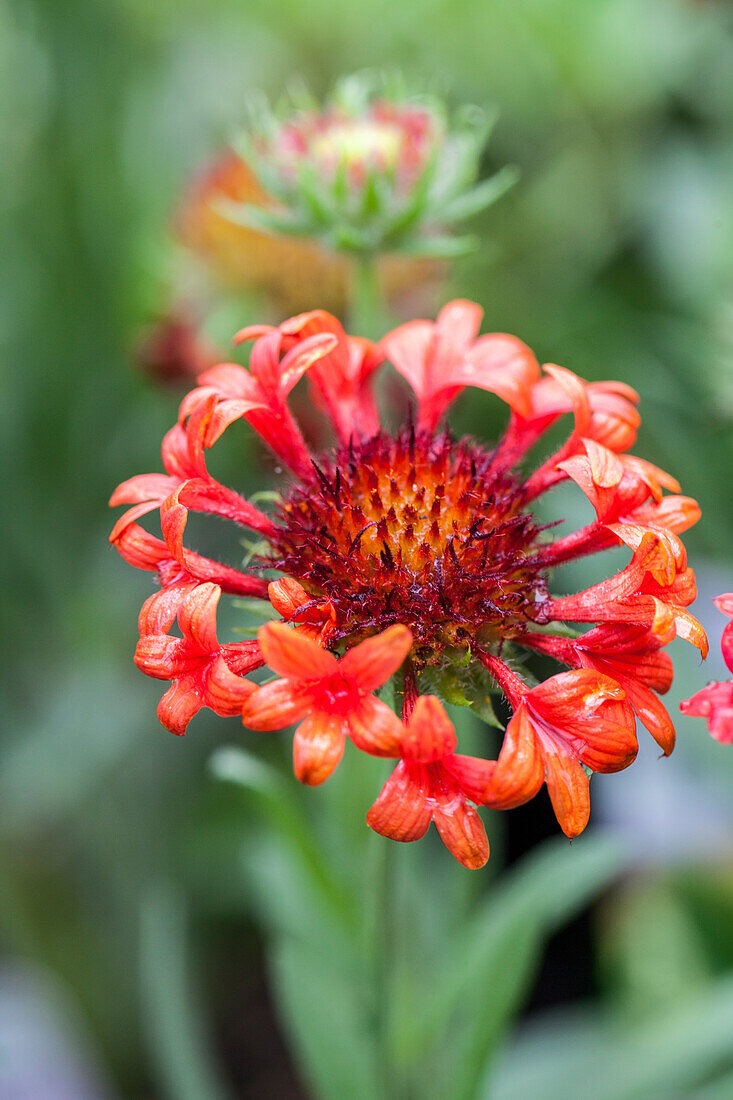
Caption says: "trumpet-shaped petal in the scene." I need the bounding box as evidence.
[277,310,381,442]
[379,300,539,431]
[523,624,676,755]
[545,532,708,657]
[267,576,337,643]
[181,329,336,479]
[715,593,733,674]
[134,583,260,734]
[110,399,273,547]
[476,660,637,838]
[241,623,412,784]
[556,439,679,521]
[367,696,489,868]
[111,521,267,634]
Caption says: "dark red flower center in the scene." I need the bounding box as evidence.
[269,427,549,665]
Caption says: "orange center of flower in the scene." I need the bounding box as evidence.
[271,428,549,664]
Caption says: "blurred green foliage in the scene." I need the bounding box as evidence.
[1,0,732,1096]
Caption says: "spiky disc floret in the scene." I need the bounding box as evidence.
[270,426,548,660]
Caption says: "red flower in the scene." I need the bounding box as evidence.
[240,623,412,785]
[476,658,637,838]
[111,298,706,865]
[717,592,733,671]
[134,583,261,735]
[681,594,733,745]
[378,299,539,432]
[553,438,680,516]
[367,696,491,869]
[681,682,733,745]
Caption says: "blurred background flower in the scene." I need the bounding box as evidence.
[1,0,732,1096]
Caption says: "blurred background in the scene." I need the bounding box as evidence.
[2,0,733,1096]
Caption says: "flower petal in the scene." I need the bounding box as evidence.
[543,744,591,839]
[367,762,432,842]
[443,753,498,804]
[138,581,197,636]
[481,705,545,810]
[432,799,489,870]
[157,677,202,736]
[134,635,190,679]
[338,624,412,693]
[277,332,339,398]
[292,712,346,785]
[205,655,257,716]
[457,333,539,418]
[529,669,626,725]
[257,621,337,681]
[621,678,676,756]
[681,682,733,745]
[348,695,403,757]
[572,698,638,773]
[109,473,177,508]
[241,680,310,730]
[178,582,221,652]
[400,695,457,763]
[378,320,435,399]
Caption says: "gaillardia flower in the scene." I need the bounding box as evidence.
[111,300,707,868]
[210,74,516,262]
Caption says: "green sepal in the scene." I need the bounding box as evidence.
[418,647,507,728]
[230,598,279,620]
[397,233,479,258]
[214,199,312,239]
[470,692,504,730]
[441,165,519,223]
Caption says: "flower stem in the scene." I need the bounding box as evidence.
[349,254,383,338]
[369,828,400,1097]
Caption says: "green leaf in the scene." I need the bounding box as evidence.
[488,976,733,1100]
[270,935,383,1100]
[419,649,504,728]
[298,165,339,226]
[139,884,231,1100]
[208,748,356,931]
[392,833,629,1098]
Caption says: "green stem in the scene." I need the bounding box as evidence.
[365,827,398,1097]
[349,254,383,338]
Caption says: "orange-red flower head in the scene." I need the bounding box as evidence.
[111,298,706,866]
